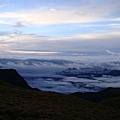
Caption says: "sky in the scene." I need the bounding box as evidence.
[0,0,120,56]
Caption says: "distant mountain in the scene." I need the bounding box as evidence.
[71,87,120,102]
[59,68,120,78]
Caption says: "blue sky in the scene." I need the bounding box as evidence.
[0,0,120,56]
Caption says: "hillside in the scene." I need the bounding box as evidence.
[71,87,120,102]
[0,69,31,89]
[1,81,120,120]
[100,97,120,109]
[0,70,120,119]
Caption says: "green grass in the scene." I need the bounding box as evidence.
[0,81,120,120]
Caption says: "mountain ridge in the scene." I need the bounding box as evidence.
[0,69,120,119]
[0,69,31,89]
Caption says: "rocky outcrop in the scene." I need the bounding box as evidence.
[0,69,31,89]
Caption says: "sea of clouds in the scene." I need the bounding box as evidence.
[0,54,120,93]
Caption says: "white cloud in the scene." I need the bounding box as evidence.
[0,44,9,47]
[1,30,120,50]
[0,0,120,25]
[75,31,120,40]
[50,8,56,11]
[0,0,120,55]
[112,17,120,21]
[0,10,99,25]
[107,23,120,28]
[0,20,13,25]
[6,50,60,55]
[1,30,120,43]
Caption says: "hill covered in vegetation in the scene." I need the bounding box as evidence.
[71,87,120,102]
[0,69,120,120]
[0,69,31,89]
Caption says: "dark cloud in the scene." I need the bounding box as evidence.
[0,30,23,36]
[13,30,23,35]
[13,22,25,27]
[0,31,9,36]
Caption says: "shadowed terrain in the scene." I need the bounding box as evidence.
[0,69,120,120]
[0,69,31,89]
[71,87,120,102]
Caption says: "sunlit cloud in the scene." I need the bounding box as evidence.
[0,44,9,47]
[0,30,120,54]
[6,50,60,55]
[1,30,120,43]
[0,11,99,25]
[0,0,120,26]
[0,0,120,55]
[107,23,120,28]
[75,31,120,40]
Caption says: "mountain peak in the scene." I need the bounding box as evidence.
[0,69,31,89]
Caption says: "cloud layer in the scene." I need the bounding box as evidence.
[0,2,120,25]
[0,0,120,55]
[0,31,120,55]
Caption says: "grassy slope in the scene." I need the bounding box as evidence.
[0,81,120,120]
[100,97,120,109]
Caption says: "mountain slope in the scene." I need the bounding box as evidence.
[71,87,120,102]
[0,69,31,89]
[0,69,120,120]
[100,97,120,109]
[0,80,120,120]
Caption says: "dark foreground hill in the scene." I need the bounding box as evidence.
[71,87,120,102]
[0,69,120,120]
[0,69,31,89]
[1,81,120,120]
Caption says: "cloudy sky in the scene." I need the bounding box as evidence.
[0,0,120,56]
